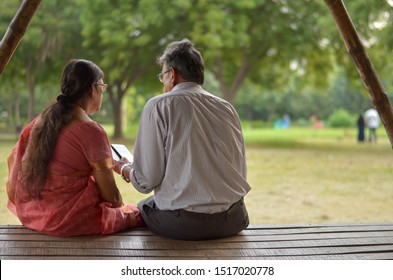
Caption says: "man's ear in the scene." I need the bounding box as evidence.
[170,67,178,87]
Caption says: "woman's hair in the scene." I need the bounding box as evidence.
[157,39,204,85]
[24,59,104,199]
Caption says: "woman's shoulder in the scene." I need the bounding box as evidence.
[65,121,108,137]
[62,121,111,157]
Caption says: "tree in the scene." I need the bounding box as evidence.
[1,0,83,121]
[328,69,372,115]
[325,0,393,146]
[2,0,393,136]
[0,65,25,130]
[178,0,329,104]
[76,0,191,138]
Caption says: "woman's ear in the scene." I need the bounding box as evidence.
[91,85,98,97]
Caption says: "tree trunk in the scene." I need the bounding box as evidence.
[109,69,144,139]
[214,55,250,104]
[108,86,125,139]
[26,60,35,121]
[324,0,393,149]
[113,102,123,139]
[0,0,42,74]
[15,91,21,130]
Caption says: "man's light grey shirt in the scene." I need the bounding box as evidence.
[129,82,250,213]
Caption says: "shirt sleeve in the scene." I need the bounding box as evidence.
[131,100,167,193]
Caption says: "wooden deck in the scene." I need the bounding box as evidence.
[1,223,393,260]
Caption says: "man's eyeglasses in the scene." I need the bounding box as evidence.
[157,69,170,83]
[96,83,108,92]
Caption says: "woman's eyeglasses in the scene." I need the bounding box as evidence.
[96,83,108,92]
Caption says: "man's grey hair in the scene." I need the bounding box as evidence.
[157,39,204,85]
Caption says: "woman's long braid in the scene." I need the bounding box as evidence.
[23,59,103,199]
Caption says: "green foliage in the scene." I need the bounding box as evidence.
[327,109,355,128]
[327,68,372,114]
[1,0,393,136]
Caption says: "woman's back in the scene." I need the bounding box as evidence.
[7,59,142,236]
[8,119,140,236]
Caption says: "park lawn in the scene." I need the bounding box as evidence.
[0,127,392,225]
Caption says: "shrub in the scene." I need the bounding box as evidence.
[327,108,354,128]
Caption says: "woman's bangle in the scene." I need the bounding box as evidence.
[120,163,131,183]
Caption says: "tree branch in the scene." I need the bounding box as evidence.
[0,0,42,74]
[227,50,251,104]
[324,0,393,148]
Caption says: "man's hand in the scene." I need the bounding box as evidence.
[113,157,131,174]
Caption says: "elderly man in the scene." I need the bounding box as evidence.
[116,39,250,240]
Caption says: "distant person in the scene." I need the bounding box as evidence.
[115,39,250,240]
[282,114,291,128]
[6,59,142,236]
[364,108,379,143]
[357,113,365,142]
[311,114,323,129]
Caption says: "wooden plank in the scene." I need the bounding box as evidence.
[2,223,393,237]
[2,229,393,243]
[0,222,388,232]
[247,222,393,228]
[2,236,392,250]
[2,252,393,260]
[1,244,393,259]
[1,223,392,260]
[3,222,393,230]
[2,233,393,245]
[3,222,393,231]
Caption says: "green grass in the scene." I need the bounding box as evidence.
[1,127,392,225]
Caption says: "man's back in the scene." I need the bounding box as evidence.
[365,108,379,129]
[129,39,250,240]
[133,82,250,213]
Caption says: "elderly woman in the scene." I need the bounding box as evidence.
[6,59,142,236]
